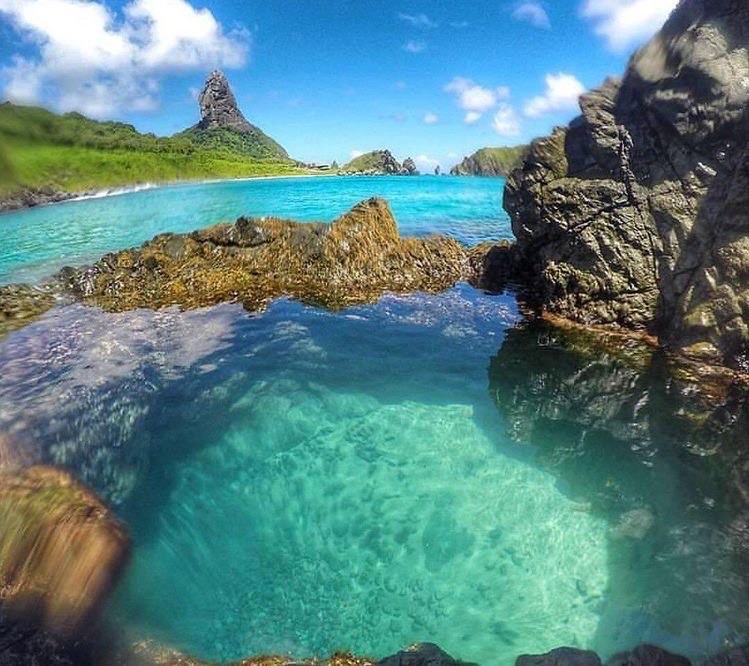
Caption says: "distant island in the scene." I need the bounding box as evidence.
[340,149,418,176]
[450,145,528,177]
[0,71,310,211]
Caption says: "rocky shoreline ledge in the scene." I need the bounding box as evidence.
[2,195,748,390]
[0,197,484,334]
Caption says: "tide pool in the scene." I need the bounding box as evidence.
[0,286,746,663]
[0,175,508,285]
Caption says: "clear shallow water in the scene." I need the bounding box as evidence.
[0,286,746,664]
[0,175,507,285]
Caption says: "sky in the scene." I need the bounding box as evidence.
[0,0,679,171]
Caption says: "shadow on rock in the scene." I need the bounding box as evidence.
[488,319,749,658]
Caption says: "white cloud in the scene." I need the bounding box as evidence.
[413,154,440,172]
[512,2,551,29]
[444,77,511,124]
[350,150,365,159]
[492,103,522,136]
[398,12,437,29]
[403,40,427,53]
[450,21,469,29]
[581,0,678,52]
[0,0,249,117]
[423,112,438,125]
[524,72,585,118]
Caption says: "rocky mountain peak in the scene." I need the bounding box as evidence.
[197,70,253,133]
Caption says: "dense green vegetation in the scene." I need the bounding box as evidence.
[0,103,303,201]
[342,149,400,173]
[450,145,528,177]
[176,125,290,161]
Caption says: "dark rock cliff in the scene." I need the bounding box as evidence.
[196,70,257,134]
[503,0,749,370]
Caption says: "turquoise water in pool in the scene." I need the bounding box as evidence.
[0,177,747,663]
[0,175,507,284]
[0,285,747,664]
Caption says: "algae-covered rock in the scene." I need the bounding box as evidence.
[0,283,59,337]
[0,466,130,635]
[503,0,749,369]
[67,198,470,313]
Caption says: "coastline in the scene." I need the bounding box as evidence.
[0,171,337,215]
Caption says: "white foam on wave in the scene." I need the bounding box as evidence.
[69,182,159,202]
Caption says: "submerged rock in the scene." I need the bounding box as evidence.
[489,318,749,657]
[607,645,692,666]
[0,466,129,635]
[516,647,602,666]
[503,0,749,370]
[377,643,467,666]
[702,647,749,666]
[65,198,470,312]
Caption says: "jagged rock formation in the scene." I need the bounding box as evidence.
[196,70,257,134]
[503,0,749,370]
[64,198,469,312]
[401,157,418,175]
[342,150,410,175]
[179,71,290,161]
[450,146,528,177]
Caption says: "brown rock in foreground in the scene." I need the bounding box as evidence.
[0,465,130,636]
[66,198,469,313]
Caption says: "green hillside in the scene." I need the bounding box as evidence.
[0,103,302,203]
[342,149,402,174]
[176,125,290,161]
[450,145,528,177]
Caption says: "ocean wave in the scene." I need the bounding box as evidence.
[70,183,159,202]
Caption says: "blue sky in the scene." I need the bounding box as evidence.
[0,0,678,170]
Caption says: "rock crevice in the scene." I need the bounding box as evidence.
[500,0,749,370]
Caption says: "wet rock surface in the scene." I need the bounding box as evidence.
[606,645,692,666]
[516,647,602,666]
[0,282,60,337]
[0,466,130,636]
[63,198,469,313]
[502,0,749,369]
[0,187,77,213]
[376,643,468,666]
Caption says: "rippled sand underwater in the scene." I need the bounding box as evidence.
[0,285,746,664]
